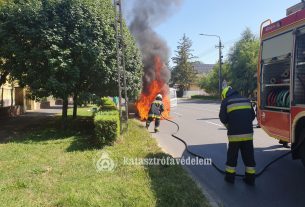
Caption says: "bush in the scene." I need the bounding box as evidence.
[99,97,117,111]
[94,110,120,146]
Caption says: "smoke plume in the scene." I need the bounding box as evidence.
[129,0,182,94]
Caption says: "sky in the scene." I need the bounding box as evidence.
[124,0,301,65]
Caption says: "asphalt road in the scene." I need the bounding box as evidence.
[151,99,305,207]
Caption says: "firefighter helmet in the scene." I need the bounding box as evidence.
[156,94,163,100]
[221,86,232,100]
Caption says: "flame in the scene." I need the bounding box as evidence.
[136,56,171,120]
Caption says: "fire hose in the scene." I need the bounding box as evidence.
[161,114,304,178]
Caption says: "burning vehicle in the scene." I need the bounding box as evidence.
[129,0,181,120]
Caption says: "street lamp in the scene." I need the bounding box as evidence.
[199,33,224,99]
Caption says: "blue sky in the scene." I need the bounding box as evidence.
[124,0,301,65]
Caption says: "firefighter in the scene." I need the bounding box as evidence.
[219,86,256,185]
[146,94,164,132]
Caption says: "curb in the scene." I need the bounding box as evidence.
[183,166,223,207]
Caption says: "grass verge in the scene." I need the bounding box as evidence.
[191,95,219,101]
[0,110,209,207]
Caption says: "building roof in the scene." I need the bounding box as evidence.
[192,61,215,74]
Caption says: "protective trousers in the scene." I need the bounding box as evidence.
[226,140,256,174]
[146,117,160,130]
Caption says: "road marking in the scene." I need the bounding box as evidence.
[179,105,219,113]
[205,121,222,127]
[172,112,183,117]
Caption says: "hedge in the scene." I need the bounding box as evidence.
[94,110,120,146]
[99,97,117,111]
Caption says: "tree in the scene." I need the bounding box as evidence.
[91,22,143,101]
[227,28,259,96]
[200,28,259,97]
[171,34,197,93]
[122,26,143,101]
[200,62,230,95]
[0,0,143,125]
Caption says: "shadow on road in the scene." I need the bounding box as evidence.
[180,142,305,207]
[144,152,209,207]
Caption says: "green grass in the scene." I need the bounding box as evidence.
[67,106,95,117]
[0,112,209,207]
[191,95,219,101]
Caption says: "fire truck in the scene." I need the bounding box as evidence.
[257,2,305,167]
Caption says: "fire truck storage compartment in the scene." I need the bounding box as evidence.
[294,31,305,105]
[261,56,291,111]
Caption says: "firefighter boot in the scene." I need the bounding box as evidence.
[154,127,160,133]
[224,172,235,184]
[279,140,289,148]
[243,173,255,186]
[145,122,150,130]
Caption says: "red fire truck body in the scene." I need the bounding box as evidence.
[258,2,305,165]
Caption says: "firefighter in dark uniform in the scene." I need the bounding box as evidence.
[146,94,164,132]
[219,86,256,185]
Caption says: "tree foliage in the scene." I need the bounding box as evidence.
[200,28,259,97]
[0,0,143,122]
[227,28,259,96]
[200,62,230,95]
[171,34,197,91]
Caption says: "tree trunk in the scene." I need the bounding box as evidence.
[1,88,3,107]
[10,88,13,107]
[10,86,14,116]
[62,97,68,129]
[73,93,78,119]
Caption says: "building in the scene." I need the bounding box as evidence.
[192,61,215,75]
[0,80,27,117]
[184,62,214,97]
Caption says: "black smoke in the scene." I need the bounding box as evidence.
[128,0,182,94]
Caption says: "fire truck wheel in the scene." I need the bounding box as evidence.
[299,129,305,168]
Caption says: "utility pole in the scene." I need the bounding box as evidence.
[114,0,128,133]
[216,39,224,98]
[199,34,224,98]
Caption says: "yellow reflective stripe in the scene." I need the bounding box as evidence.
[228,133,253,142]
[229,137,253,142]
[227,105,251,113]
[228,133,253,138]
[153,100,162,104]
[222,86,231,100]
[148,114,160,118]
[246,167,256,174]
[226,166,236,173]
